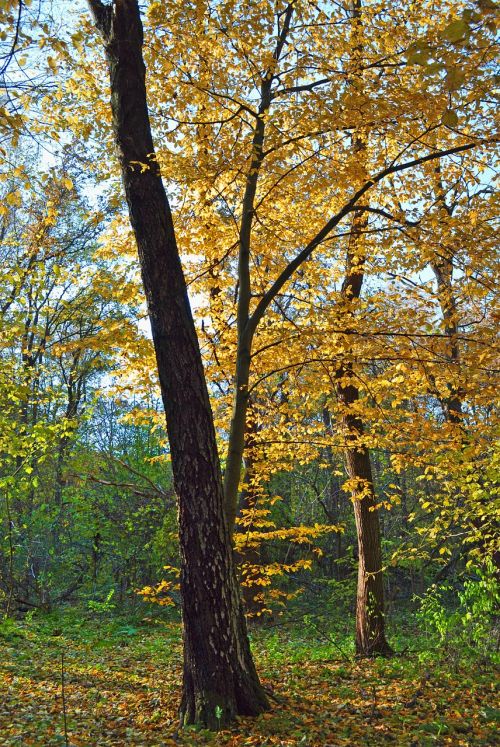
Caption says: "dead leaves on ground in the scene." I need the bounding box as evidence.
[0,620,498,746]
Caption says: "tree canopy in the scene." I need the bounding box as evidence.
[0,0,498,742]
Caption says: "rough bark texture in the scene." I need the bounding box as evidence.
[88,0,268,727]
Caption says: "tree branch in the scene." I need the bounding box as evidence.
[247,140,481,335]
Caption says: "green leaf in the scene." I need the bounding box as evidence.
[406,42,433,65]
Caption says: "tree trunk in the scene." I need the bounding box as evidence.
[88,0,268,727]
[234,415,267,617]
[429,184,499,571]
[321,407,344,578]
[223,4,295,534]
[337,379,392,655]
[430,255,463,425]
[336,230,392,655]
[330,0,391,657]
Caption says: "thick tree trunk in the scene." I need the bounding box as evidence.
[88,0,268,727]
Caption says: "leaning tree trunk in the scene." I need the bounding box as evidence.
[88,0,268,728]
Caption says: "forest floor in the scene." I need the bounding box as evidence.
[0,608,498,747]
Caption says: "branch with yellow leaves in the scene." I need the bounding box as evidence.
[248,138,489,336]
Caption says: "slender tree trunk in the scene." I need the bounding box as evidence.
[335,207,392,654]
[336,153,390,655]
[332,0,391,656]
[222,82,269,532]
[322,407,344,578]
[223,4,295,534]
[234,414,267,617]
[429,183,498,571]
[88,0,268,727]
[430,255,463,425]
[336,376,392,655]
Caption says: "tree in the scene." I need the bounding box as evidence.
[63,0,494,663]
[87,0,268,728]
[0,147,143,611]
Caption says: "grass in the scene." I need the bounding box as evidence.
[0,606,498,746]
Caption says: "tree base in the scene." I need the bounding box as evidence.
[180,669,270,729]
[355,638,394,658]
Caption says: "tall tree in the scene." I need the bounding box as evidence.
[334,0,391,657]
[87,0,268,728]
[73,0,494,656]
[335,207,392,655]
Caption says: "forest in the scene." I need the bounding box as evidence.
[0,0,498,745]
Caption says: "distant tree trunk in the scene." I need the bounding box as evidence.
[235,414,267,617]
[322,407,344,578]
[332,0,391,657]
[336,180,391,657]
[88,0,268,727]
[430,254,463,425]
[336,372,392,656]
[430,176,498,571]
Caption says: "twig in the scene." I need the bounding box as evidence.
[61,651,69,747]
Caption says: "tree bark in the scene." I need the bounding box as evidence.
[332,0,391,657]
[336,157,391,655]
[335,202,392,655]
[88,0,268,727]
[336,374,392,655]
[429,173,498,571]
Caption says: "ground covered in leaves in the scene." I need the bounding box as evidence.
[0,609,498,746]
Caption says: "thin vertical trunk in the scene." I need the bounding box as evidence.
[429,172,463,427]
[333,0,391,656]
[235,419,265,616]
[429,178,498,570]
[336,372,392,655]
[322,407,344,577]
[335,219,392,653]
[336,226,392,653]
[222,76,270,533]
[430,262,463,424]
[223,3,295,534]
[88,0,268,727]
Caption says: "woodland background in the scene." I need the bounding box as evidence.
[0,0,498,745]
